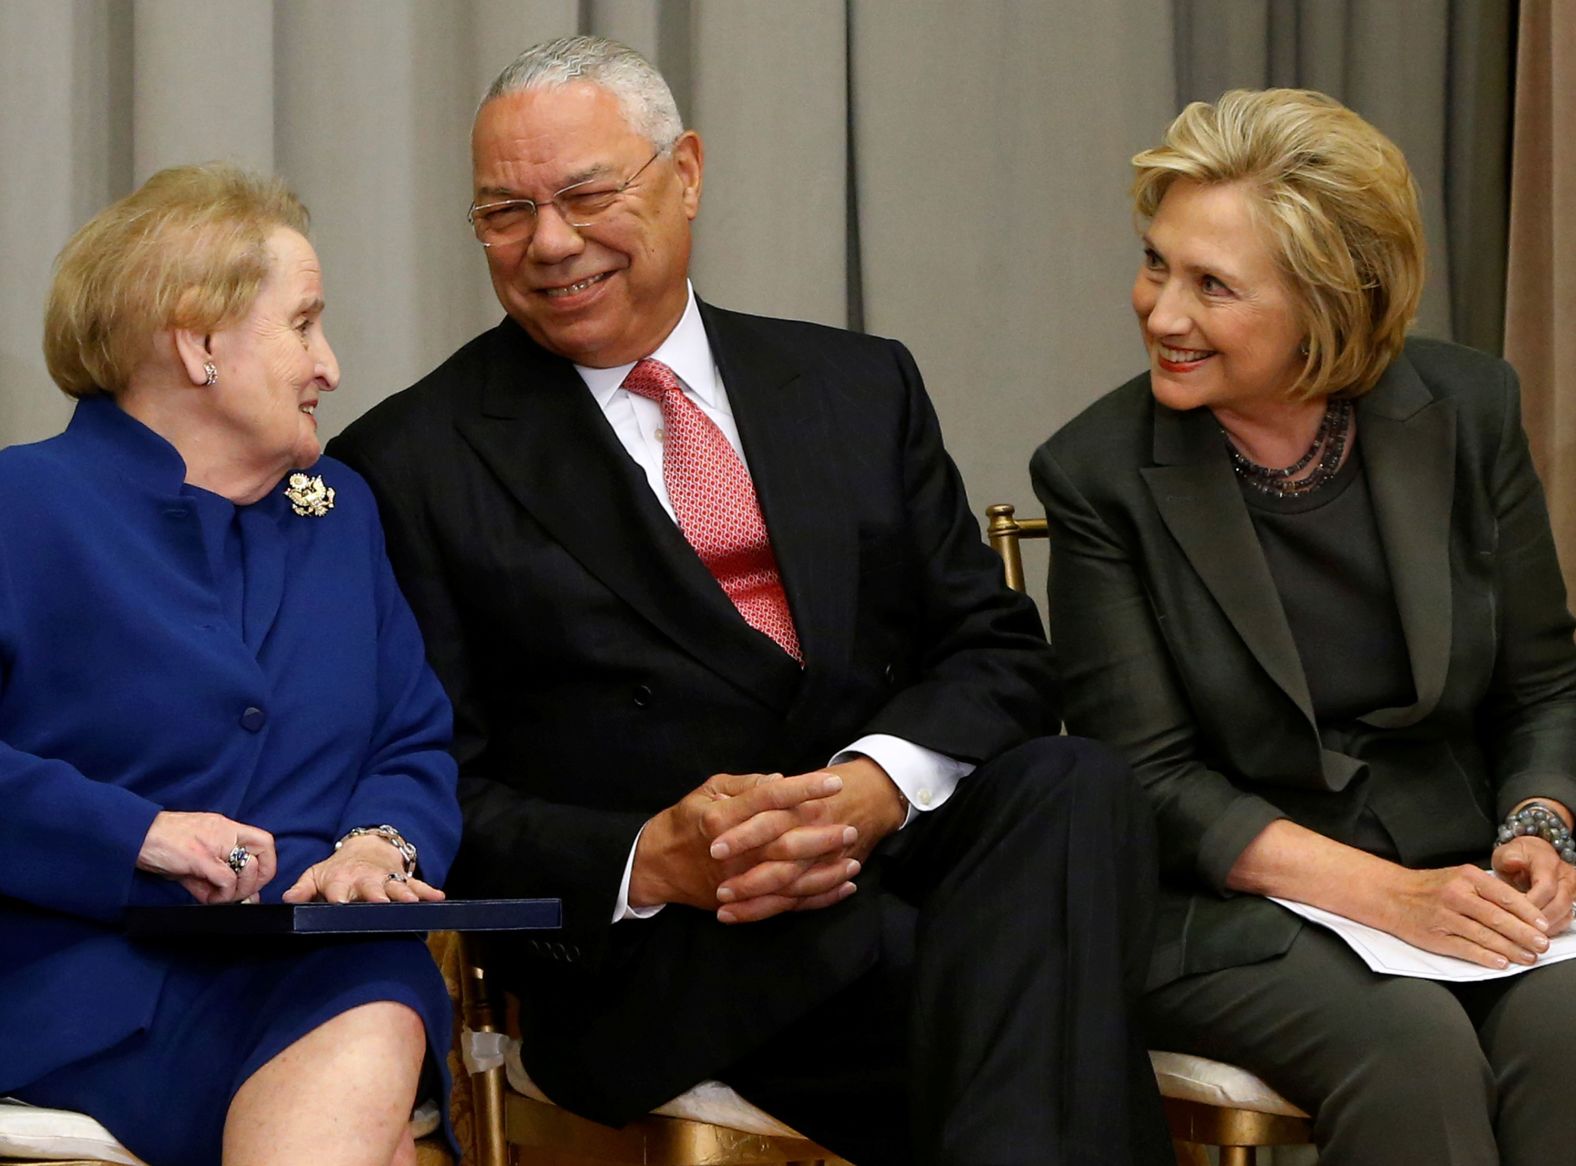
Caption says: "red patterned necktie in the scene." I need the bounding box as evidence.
[621,358,802,662]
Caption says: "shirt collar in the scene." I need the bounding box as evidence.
[575,282,720,406]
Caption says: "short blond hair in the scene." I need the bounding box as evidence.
[1132,88,1424,401]
[44,163,309,399]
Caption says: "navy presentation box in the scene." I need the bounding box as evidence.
[125,898,562,937]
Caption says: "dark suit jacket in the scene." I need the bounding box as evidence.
[1032,338,1576,991]
[329,302,1057,1117]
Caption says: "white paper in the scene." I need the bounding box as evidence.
[1269,896,1576,982]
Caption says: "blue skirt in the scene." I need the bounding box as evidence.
[11,935,453,1166]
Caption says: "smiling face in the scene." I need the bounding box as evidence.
[471,82,703,367]
[206,227,339,479]
[1132,179,1307,418]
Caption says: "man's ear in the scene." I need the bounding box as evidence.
[171,328,214,386]
[672,130,704,220]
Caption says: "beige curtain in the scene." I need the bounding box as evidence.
[1506,0,1576,600]
[1173,0,1517,354]
[0,0,1178,614]
[0,0,1515,615]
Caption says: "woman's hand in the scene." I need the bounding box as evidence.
[282,834,445,904]
[137,811,277,904]
[1493,835,1576,936]
[1381,863,1553,969]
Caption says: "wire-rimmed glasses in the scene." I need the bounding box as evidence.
[467,147,665,248]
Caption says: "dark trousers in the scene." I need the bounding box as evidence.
[1146,922,1576,1166]
[719,736,1171,1166]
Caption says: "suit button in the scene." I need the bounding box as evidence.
[633,684,653,708]
[239,706,267,732]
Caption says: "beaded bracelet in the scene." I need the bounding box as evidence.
[1496,802,1576,865]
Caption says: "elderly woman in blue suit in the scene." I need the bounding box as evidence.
[0,164,460,1166]
[1034,90,1576,1164]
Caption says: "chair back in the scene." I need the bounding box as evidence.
[984,503,1048,594]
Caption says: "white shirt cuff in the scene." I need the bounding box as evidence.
[831,734,972,827]
[612,824,666,923]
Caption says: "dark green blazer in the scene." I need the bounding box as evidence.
[1032,338,1576,990]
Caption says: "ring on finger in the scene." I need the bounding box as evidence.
[385,871,408,884]
[227,845,251,875]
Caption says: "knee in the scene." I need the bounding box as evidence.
[1323,987,1490,1112]
[1477,961,1576,1080]
[976,735,1142,829]
[383,1002,428,1065]
[390,1127,419,1166]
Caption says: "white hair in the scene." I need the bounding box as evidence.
[481,35,683,149]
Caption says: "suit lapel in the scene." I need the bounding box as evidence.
[454,321,800,711]
[700,303,858,682]
[1357,355,1456,728]
[1142,403,1316,719]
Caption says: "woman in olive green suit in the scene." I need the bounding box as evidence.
[1033,88,1576,1166]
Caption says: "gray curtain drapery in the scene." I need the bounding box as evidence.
[1173,0,1516,355]
[1506,0,1576,600]
[0,0,1538,616]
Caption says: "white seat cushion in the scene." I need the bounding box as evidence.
[0,1096,441,1163]
[1149,1050,1309,1118]
[470,1033,1311,1133]
[0,1098,145,1165]
[466,1030,802,1138]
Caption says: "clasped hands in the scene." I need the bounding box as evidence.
[1385,834,1576,970]
[628,757,907,923]
[135,810,443,905]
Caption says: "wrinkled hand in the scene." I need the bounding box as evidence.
[1381,863,1553,968]
[709,758,907,924]
[283,835,445,904]
[1493,836,1576,937]
[629,769,860,922]
[137,811,277,905]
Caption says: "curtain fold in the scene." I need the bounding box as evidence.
[1172,0,1517,352]
[0,0,1530,609]
[1505,0,1576,598]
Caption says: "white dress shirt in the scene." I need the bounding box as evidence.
[577,285,972,921]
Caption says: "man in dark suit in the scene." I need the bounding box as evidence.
[331,35,1167,1166]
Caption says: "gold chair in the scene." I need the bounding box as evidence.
[449,933,849,1166]
[985,502,1314,1166]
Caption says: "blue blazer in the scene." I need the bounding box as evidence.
[0,397,460,1091]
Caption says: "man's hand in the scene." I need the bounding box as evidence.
[710,757,908,924]
[629,770,855,917]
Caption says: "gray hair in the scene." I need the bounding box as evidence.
[481,35,683,149]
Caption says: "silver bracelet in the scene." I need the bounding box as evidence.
[334,824,418,875]
[1496,802,1576,865]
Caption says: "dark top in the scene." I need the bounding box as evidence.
[1241,441,1416,724]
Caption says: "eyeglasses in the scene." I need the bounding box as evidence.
[467,148,666,248]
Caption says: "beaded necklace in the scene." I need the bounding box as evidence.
[1224,397,1353,497]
